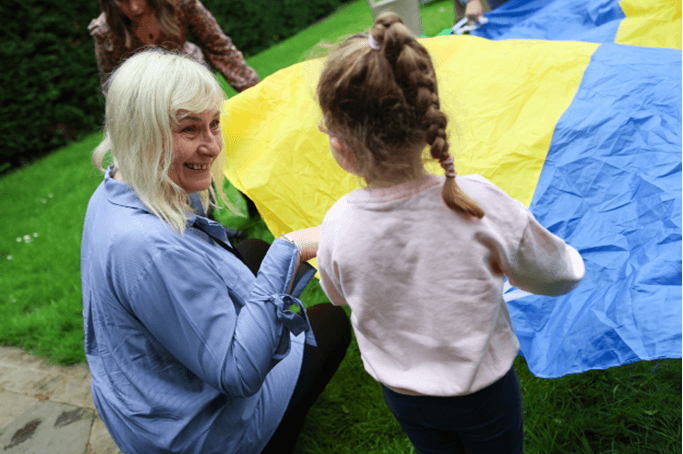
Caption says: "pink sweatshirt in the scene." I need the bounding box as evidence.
[318,174,584,396]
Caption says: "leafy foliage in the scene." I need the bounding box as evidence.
[0,0,352,174]
[0,0,103,173]
[203,0,347,57]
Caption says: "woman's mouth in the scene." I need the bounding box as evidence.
[184,163,210,170]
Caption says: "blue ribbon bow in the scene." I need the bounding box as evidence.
[268,294,318,347]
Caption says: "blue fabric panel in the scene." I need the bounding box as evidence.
[471,0,625,44]
[507,43,682,378]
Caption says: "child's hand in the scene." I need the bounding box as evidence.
[285,225,321,262]
[465,0,484,22]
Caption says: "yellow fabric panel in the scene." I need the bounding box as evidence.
[221,57,354,234]
[421,37,597,207]
[616,0,682,49]
[221,37,597,245]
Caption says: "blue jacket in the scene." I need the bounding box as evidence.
[81,166,316,454]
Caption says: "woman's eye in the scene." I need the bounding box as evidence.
[181,126,195,133]
[210,120,220,129]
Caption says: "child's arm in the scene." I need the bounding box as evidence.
[318,263,349,306]
[505,214,585,297]
[317,218,349,306]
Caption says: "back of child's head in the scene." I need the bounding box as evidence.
[317,12,484,219]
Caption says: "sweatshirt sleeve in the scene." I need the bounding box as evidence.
[183,0,259,92]
[318,260,349,306]
[88,15,119,91]
[317,209,349,306]
[128,239,315,398]
[504,210,585,297]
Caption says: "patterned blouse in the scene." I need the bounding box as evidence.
[88,0,259,93]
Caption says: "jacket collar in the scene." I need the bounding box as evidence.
[104,165,150,213]
[103,166,227,242]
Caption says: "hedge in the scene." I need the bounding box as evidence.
[0,0,351,175]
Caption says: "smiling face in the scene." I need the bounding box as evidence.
[168,107,222,194]
[114,0,152,22]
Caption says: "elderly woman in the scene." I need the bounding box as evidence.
[81,49,351,454]
[89,0,259,94]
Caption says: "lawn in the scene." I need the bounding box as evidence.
[1,0,680,453]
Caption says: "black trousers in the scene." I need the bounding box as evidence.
[235,239,352,454]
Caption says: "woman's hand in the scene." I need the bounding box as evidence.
[284,225,321,262]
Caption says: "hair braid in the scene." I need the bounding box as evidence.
[373,13,485,219]
[425,102,484,218]
[318,12,484,218]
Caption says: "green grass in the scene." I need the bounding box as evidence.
[217,0,456,97]
[1,1,680,452]
[1,133,104,364]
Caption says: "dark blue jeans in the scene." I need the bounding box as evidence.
[381,365,523,454]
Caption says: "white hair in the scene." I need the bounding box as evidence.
[93,48,227,234]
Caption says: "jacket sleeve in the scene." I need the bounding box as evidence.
[128,239,315,398]
[183,0,259,92]
[504,210,585,297]
[88,16,118,91]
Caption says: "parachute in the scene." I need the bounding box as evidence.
[219,0,681,377]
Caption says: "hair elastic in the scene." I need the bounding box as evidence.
[440,154,457,179]
[368,34,381,50]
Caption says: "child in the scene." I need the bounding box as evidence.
[315,12,585,454]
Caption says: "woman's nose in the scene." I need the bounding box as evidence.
[198,133,222,156]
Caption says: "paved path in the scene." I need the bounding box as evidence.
[0,345,122,454]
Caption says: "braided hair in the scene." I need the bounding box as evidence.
[317,12,484,218]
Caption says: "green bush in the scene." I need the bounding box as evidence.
[0,0,103,174]
[0,0,351,175]
[202,0,346,56]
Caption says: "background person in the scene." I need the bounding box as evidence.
[455,0,508,23]
[315,13,585,454]
[89,0,259,94]
[90,0,262,224]
[81,49,350,454]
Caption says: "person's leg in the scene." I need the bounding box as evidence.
[234,238,271,276]
[381,365,523,454]
[382,385,465,454]
[235,240,352,453]
[260,303,352,454]
[454,0,492,23]
[455,366,524,454]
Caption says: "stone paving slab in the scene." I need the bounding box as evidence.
[0,400,94,454]
[51,371,95,410]
[0,348,48,369]
[0,366,68,397]
[88,416,124,454]
[0,390,40,433]
[0,365,19,383]
[0,346,121,454]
